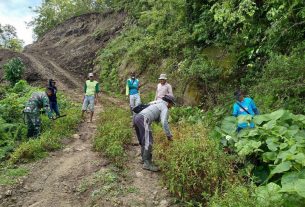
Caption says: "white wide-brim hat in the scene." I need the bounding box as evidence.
[158,74,167,80]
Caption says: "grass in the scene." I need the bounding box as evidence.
[0,167,29,185]
[9,106,81,164]
[93,101,132,168]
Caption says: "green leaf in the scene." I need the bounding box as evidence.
[277,150,294,162]
[255,183,283,204]
[279,143,288,150]
[270,161,292,176]
[263,120,277,130]
[235,139,262,156]
[254,114,271,125]
[266,138,279,152]
[295,179,305,198]
[293,153,305,166]
[281,171,299,192]
[263,152,277,162]
[268,109,286,120]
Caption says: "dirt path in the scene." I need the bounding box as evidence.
[0,54,177,207]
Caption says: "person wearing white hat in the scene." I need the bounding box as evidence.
[155,73,173,101]
[81,73,100,123]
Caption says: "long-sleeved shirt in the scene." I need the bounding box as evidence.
[232,97,259,129]
[155,82,173,100]
[139,100,172,137]
[24,92,52,118]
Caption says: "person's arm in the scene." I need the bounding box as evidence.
[232,103,238,117]
[84,83,87,94]
[126,80,129,96]
[155,84,159,100]
[95,83,100,103]
[167,84,173,96]
[160,107,172,138]
[250,99,259,115]
[42,96,53,119]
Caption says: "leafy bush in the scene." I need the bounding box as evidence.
[217,109,305,203]
[0,80,81,164]
[4,57,25,86]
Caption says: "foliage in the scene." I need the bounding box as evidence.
[154,123,238,205]
[217,109,305,204]
[208,184,259,207]
[0,167,28,185]
[3,58,25,86]
[29,0,109,38]
[0,80,81,164]
[94,105,132,167]
[0,24,24,51]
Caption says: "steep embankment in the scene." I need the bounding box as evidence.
[1,11,126,89]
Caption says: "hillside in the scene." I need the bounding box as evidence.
[1,11,126,89]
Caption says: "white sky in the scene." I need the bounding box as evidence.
[0,0,42,45]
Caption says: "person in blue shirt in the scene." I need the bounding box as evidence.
[126,71,142,112]
[232,90,259,132]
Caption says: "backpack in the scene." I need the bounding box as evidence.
[132,104,149,114]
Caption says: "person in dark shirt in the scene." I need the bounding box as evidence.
[48,79,60,117]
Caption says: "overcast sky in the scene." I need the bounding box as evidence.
[0,0,42,45]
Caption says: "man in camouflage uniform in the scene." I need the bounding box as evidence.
[24,88,54,138]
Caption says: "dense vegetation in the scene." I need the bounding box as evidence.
[18,0,305,205]
[0,79,80,184]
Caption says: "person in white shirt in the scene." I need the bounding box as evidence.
[155,74,173,100]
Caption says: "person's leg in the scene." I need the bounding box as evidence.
[135,93,141,107]
[129,94,136,115]
[25,113,34,138]
[50,102,55,114]
[33,115,41,138]
[82,96,89,119]
[89,96,95,122]
[53,102,60,117]
[134,115,146,144]
[142,119,158,172]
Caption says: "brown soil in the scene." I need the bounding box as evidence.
[0,11,178,207]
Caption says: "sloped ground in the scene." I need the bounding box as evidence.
[1,11,126,87]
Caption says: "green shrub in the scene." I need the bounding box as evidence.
[216,109,305,203]
[4,58,25,86]
[154,123,238,204]
[9,139,47,163]
[209,184,259,207]
[0,80,81,164]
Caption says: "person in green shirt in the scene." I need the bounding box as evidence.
[82,73,100,123]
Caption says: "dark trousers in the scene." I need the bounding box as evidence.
[50,101,60,116]
[133,114,153,160]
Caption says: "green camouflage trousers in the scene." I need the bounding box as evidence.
[25,112,41,138]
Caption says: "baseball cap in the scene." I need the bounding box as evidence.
[162,95,176,105]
